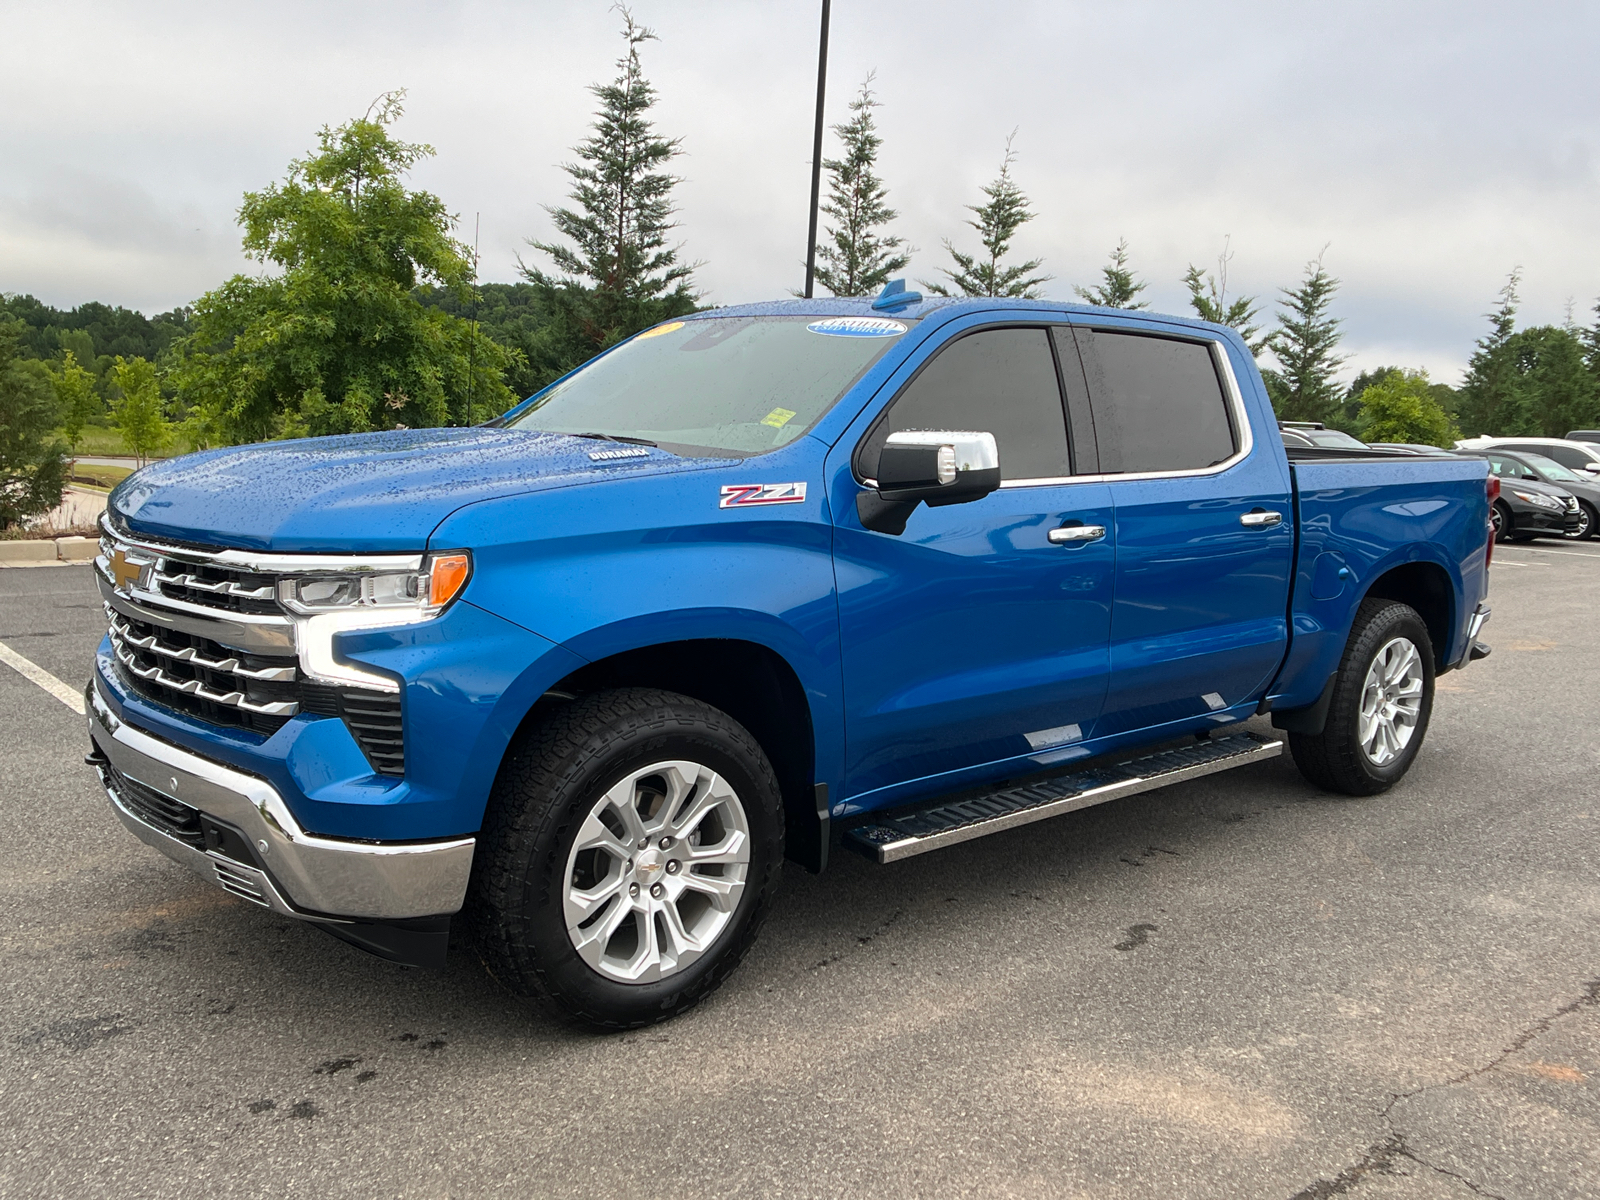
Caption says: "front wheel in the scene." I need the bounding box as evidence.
[1565,501,1596,541]
[1289,599,1435,796]
[1490,501,1512,543]
[467,688,784,1030]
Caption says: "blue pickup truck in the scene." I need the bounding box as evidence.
[87,290,1494,1028]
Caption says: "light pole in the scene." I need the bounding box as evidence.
[803,0,831,299]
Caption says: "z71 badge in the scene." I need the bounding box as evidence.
[719,482,807,508]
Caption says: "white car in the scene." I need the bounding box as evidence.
[1455,436,1600,477]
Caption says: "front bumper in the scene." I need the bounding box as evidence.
[87,681,475,923]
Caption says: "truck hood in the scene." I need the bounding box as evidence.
[109,428,721,552]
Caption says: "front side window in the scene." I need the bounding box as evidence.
[1084,331,1237,473]
[1516,452,1583,483]
[508,315,913,457]
[859,327,1071,481]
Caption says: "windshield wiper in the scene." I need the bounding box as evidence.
[571,431,658,447]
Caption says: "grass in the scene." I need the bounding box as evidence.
[63,426,173,459]
[67,464,134,491]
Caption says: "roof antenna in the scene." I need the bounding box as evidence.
[872,279,921,312]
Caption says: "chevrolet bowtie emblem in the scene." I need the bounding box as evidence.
[110,549,145,591]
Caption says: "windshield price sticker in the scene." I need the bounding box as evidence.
[719,482,807,508]
[805,317,908,338]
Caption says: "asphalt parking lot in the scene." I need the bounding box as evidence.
[1,547,1597,1199]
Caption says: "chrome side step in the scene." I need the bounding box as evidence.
[843,732,1283,864]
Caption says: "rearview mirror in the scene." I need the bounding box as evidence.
[858,430,1001,535]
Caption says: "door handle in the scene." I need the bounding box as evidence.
[1048,524,1107,544]
[1239,510,1283,528]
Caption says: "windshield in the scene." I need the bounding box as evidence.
[507,314,914,456]
[1518,452,1583,482]
[1304,428,1369,449]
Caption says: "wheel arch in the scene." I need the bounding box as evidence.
[508,637,829,873]
[1361,558,1455,669]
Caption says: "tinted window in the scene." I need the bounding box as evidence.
[1084,332,1236,473]
[862,327,1070,481]
[1507,443,1588,469]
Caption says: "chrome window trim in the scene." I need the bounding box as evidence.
[859,336,1254,493]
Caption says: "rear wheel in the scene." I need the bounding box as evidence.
[1289,599,1435,796]
[1565,501,1596,541]
[467,688,784,1030]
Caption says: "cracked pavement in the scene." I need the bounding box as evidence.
[1,544,1597,1198]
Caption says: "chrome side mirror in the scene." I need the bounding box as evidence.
[858,430,1002,535]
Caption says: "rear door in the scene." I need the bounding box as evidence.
[1072,323,1295,735]
[828,318,1115,807]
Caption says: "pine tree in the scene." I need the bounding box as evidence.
[1182,239,1264,353]
[1075,240,1148,310]
[923,132,1048,299]
[1457,271,1531,436]
[521,10,697,371]
[1265,254,1347,423]
[812,76,910,297]
[1511,325,1600,437]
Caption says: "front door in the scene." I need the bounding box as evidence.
[829,320,1115,809]
[1072,323,1295,734]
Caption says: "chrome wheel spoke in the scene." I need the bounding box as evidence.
[1358,635,1425,768]
[564,758,751,985]
[679,869,740,912]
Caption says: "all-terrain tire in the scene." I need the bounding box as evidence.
[1289,599,1435,796]
[466,688,784,1031]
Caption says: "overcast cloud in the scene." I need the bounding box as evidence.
[3,0,1596,384]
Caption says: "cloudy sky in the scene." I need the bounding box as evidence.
[3,1,1596,384]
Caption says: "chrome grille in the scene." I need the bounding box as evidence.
[98,521,407,772]
[107,604,300,733]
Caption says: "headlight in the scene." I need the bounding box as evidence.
[278,552,471,615]
[1511,490,1562,511]
[279,552,472,692]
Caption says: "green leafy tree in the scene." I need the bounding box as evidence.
[1182,239,1264,353]
[0,317,66,528]
[108,356,171,465]
[520,11,698,376]
[1456,271,1531,437]
[812,75,910,297]
[1075,239,1148,310]
[1509,325,1600,437]
[1356,369,1460,447]
[923,133,1048,299]
[172,92,515,443]
[53,349,101,456]
[1265,254,1347,423]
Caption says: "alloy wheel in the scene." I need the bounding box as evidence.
[563,760,751,984]
[1357,636,1424,766]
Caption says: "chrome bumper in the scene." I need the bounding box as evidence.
[87,682,474,922]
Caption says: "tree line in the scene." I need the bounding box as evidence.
[5,8,1598,528]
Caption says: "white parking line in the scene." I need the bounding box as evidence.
[1499,545,1600,560]
[0,640,85,714]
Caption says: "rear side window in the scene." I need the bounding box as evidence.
[859,327,1071,481]
[1508,443,1588,470]
[1081,331,1236,474]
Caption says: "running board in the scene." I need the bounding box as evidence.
[843,732,1283,864]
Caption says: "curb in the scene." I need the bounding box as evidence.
[0,536,99,567]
